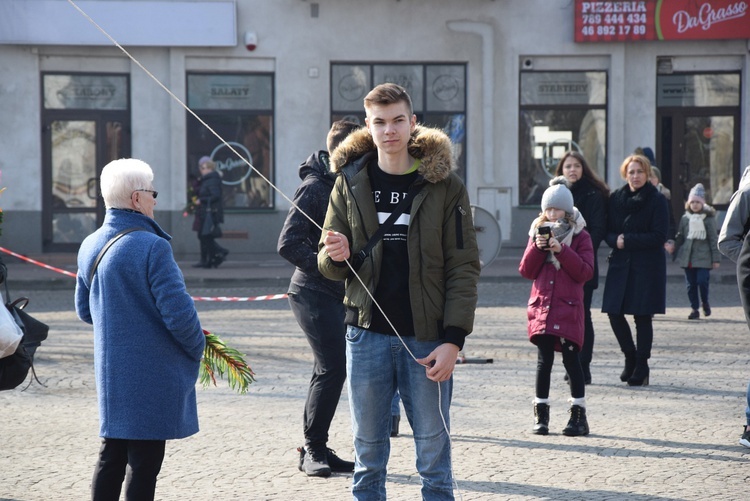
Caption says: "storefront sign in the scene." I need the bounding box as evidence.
[574,0,750,42]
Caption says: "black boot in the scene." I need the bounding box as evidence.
[562,405,589,436]
[211,248,229,268]
[620,352,636,382]
[627,359,650,386]
[532,403,549,435]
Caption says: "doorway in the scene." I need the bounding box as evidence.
[41,73,130,252]
[658,109,740,220]
[656,72,741,225]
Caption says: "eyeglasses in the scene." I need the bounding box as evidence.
[133,189,158,199]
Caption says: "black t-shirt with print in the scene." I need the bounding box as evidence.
[368,161,418,336]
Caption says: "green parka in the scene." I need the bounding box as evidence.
[317,125,480,348]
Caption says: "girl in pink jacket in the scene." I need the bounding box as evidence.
[519,176,594,437]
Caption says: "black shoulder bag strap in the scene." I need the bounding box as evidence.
[88,227,145,283]
[350,183,423,272]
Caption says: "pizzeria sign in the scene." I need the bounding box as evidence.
[574,0,750,42]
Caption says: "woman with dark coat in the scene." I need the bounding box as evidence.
[193,157,228,268]
[602,154,669,386]
[555,151,609,383]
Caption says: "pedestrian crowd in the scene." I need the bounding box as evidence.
[60,81,750,501]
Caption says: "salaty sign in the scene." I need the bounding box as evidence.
[574,0,750,42]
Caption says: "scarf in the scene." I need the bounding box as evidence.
[528,208,587,269]
[687,212,706,240]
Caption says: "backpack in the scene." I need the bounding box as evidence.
[0,264,49,391]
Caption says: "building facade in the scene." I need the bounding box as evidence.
[0,0,748,258]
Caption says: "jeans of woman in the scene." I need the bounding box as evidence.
[91,438,166,501]
[288,286,347,448]
[684,267,710,310]
[346,327,454,501]
[535,335,585,399]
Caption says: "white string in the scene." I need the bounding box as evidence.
[66,1,461,497]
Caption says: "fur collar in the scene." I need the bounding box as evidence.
[329,125,455,184]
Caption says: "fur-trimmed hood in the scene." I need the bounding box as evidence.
[329,124,455,184]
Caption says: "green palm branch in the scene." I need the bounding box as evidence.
[200,329,255,394]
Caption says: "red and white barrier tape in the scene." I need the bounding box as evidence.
[0,246,78,278]
[191,294,288,302]
[0,246,287,302]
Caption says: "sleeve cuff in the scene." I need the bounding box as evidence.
[444,326,468,351]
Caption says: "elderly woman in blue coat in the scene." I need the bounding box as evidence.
[75,158,205,501]
[602,154,668,387]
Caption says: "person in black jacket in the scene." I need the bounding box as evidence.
[277,120,360,477]
[602,154,668,387]
[555,151,609,384]
[192,157,228,268]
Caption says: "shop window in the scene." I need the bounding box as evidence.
[519,71,607,206]
[186,73,274,210]
[331,63,467,181]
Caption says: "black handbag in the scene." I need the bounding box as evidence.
[200,201,222,238]
[0,264,48,391]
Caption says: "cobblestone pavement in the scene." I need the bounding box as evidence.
[2,279,750,500]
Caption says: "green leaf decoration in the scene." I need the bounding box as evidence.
[200,329,255,394]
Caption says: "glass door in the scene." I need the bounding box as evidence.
[656,72,741,218]
[658,109,739,221]
[678,114,736,206]
[42,116,129,251]
[41,72,130,252]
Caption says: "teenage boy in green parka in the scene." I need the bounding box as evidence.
[318,83,479,500]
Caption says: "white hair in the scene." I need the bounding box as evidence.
[100,158,154,209]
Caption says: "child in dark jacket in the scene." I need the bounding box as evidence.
[669,183,721,319]
[519,176,594,436]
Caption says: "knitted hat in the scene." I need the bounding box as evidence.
[198,156,212,166]
[688,183,706,204]
[541,176,574,214]
[642,147,656,166]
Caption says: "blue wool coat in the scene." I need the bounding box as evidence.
[75,209,205,440]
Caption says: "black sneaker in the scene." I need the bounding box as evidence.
[326,448,354,473]
[740,428,750,448]
[688,309,700,320]
[297,446,331,477]
[703,303,711,317]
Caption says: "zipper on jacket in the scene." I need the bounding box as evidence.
[455,205,465,249]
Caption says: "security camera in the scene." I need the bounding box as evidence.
[523,58,533,69]
[244,31,257,51]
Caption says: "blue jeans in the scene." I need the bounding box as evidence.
[684,267,710,310]
[391,391,401,417]
[346,327,454,501]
